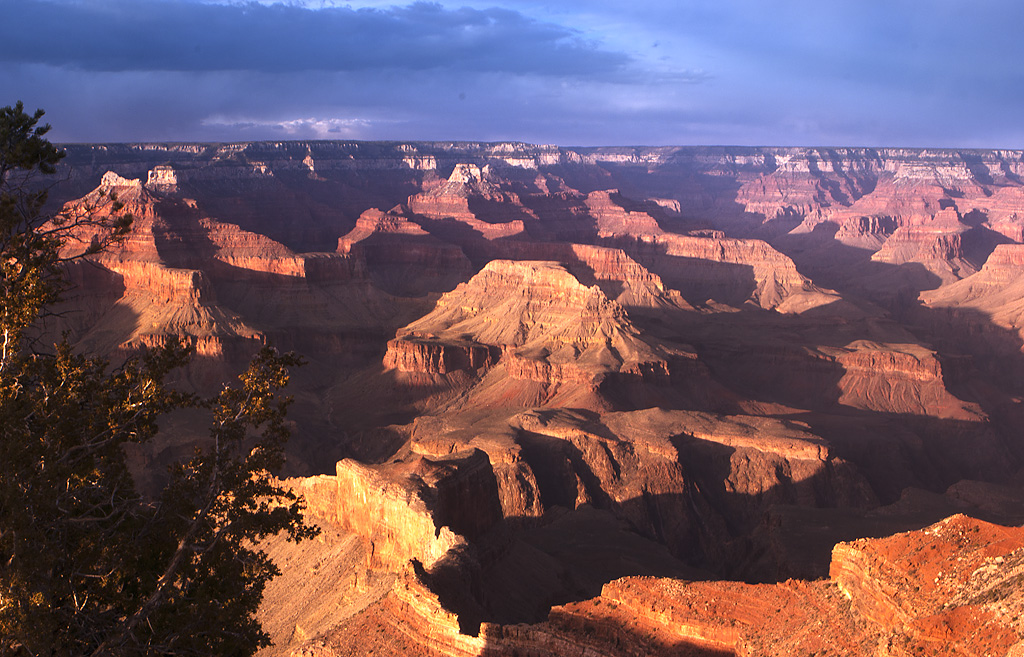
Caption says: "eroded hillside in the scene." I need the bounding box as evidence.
[47,142,1024,655]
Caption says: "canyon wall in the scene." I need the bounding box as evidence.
[43,142,1024,656]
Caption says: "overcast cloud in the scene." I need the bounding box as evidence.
[1,1,630,76]
[1,0,1022,147]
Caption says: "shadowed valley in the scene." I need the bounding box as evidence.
[43,142,1024,656]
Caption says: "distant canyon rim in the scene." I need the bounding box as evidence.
[41,141,1024,655]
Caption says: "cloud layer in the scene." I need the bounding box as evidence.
[2,0,1023,147]
[1,1,628,76]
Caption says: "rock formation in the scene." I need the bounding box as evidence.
[407,163,529,239]
[921,243,1024,339]
[40,142,1024,656]
[265,503,1024,656]
[336,207,473,296]
[382,260,715,412]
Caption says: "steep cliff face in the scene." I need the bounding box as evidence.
[921,243,1024,338]
[830,514,1024,656]
[868,209,977,286]
[564,244,691,310]
[549,515,1024,656]
[337,207,473,295]
[584,189,667,237]
[55,179,264,359]
[912,242,1024,393]
[51,144,1024,468]
[266,405,896,655]
[655,234,836,311]
[293,449,503,572]
[384,339,502,376]
[448,241,692,311]
[383,260,686,408]
[832,341,983,419]
[580,189,837,311]
[286,513,1024,657]
[340,405,878,584]
[407,163,529,239]
[43,143,1024,656]
[54,171,393,365]
[338,457,495,570]
[682,314,980,421]
[722,147,1018,228]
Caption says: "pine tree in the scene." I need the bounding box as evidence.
[0,102,317,657]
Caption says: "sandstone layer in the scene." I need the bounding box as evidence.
[267,506,1024,657]
[41,143,1024,656]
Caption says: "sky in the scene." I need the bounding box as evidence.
[2,0,1023,147]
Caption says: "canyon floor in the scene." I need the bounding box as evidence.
[45,142,1024,655]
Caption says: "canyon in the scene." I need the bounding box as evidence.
[44,142,1024,655]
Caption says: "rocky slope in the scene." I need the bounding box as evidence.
[42,142,1024,655]
[263,493,1024,657]
[382,259,700,410]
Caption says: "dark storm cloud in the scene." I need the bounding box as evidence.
[0,0,629,77]
[4,0,1023,147]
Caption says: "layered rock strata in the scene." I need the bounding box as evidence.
[408,163,528,239]
[383,260,684,404]
[336,207,473,295]
[289,514,1024,657]
[831,514,1024,656]
[40,143,1024,656]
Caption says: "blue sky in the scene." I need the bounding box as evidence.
[2,0,1023,147]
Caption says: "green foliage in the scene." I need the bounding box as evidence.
[0,102,131,371]
[0,103,65,368]
[0,101,64,178]
[0,102,317,656]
